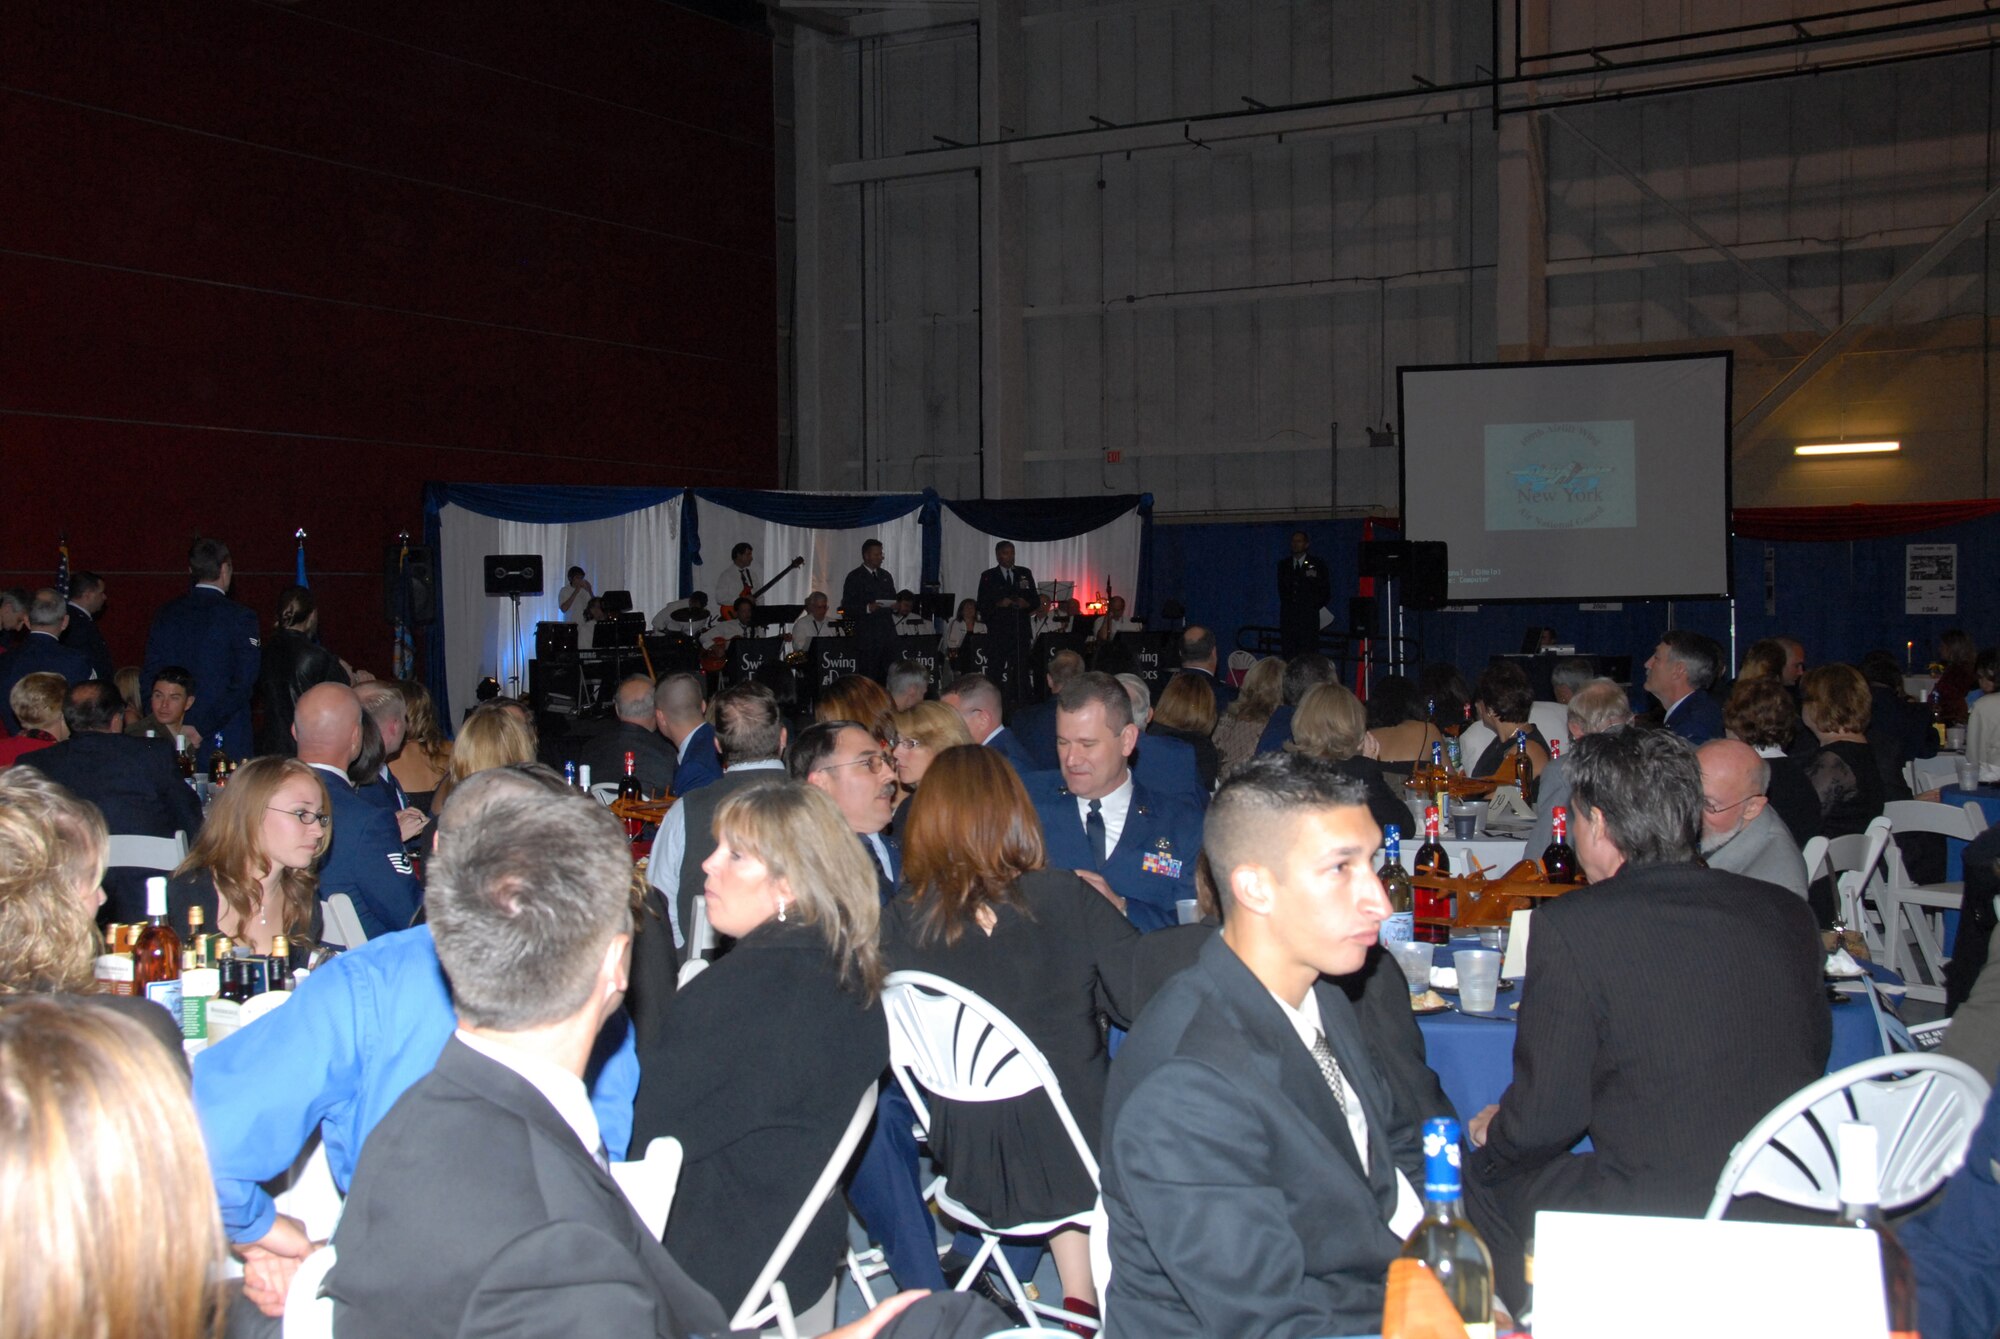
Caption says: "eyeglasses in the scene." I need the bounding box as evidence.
[891,738,929,753]
[268,806,331,828]
[1701,794,1755,817]
[821,752,890,775]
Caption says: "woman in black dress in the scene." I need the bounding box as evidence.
[255,585,351,756]
[1286,682,1414,841]
[633,780,888,1327]
[1801,664,1888,926]
[880,745,1139,1323]
[1722,677,1821,850]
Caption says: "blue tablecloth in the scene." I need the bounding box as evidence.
[1937,784,2000,880]
[1414,938,1892,1121]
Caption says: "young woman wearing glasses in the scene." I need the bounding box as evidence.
[170,755,329,966]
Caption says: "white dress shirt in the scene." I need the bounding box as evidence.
[788,613,831,647]
[1073,771,1135,856]
[454,1029,604,1166]
[716,567,757,610]
[651,759,787,946]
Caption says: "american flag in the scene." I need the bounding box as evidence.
[391,532,415,679]
[55,533,69,597]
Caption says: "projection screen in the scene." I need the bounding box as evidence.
[1397,352,1733,603]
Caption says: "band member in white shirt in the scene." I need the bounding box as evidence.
[943,598,986,653]
[785,591,834,650]
[714,542,757,610]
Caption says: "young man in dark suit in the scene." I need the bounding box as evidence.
[840,538,898,684]
[1101,753,1427,1338]
[141,537,261,764]
[325,782,944,1339]
[1024,672,1202,931]
[1464,724,1830,1310]
[975,540,1041,705]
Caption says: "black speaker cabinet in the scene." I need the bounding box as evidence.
[482,554,544,597]
[1356,540,1448,609]
[535,621,578,660]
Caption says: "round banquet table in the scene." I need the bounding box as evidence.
[1413,937,1896,1122]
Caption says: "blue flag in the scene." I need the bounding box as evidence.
[55,534,70,597]
[294,529,309,588]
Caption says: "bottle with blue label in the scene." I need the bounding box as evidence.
[1399,1117,1496,1339]
[1379,825,1415,950]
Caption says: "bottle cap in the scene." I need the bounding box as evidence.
[1837,1123,1882,1205]
[1385,824,1401,843]
[145,876,167,917]
[578,764,593,789]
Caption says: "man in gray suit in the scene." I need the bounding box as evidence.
[1697,739,1809,899]
[1528,678,1632,854]
[326,775,946,1339]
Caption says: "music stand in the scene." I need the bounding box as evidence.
[599,589,634,615]
[918,592,957,621]
[484,554,545,695]
[754,604,805,629]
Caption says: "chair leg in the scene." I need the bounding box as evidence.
[985,1239,1044,1329]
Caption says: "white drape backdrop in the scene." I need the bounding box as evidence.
[437,500,682,709]
[937,506,1143,616]
[693,499,925,613]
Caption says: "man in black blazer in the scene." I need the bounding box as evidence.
[1464,725,1831,1310]
[975,540,1042,705]
[1176,625,1237,714]
[1011,649,1081,771]
[24,681,203,921]
[840,537,898,684]
[1102,754,1428,1339]
[1277,530,1331,657]
[0,588,98,733]
[141,536,261,764]
[574,675,680,798]
[60,571,116,684]
[326,785,951,1339]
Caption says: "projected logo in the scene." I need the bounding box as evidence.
[1483,421,1637,532]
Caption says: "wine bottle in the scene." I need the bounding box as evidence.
[617,751,644,840]
[1379,826,1415,951]
[175,733,196,783]
[1400,1117,1497,1339]
[577,763,593,793]
[186,903,205,942]
[1514,730,1538,806]
[1542,806,1580,883]
[1428,741,1449,817]
[269,936,293,992]
[207,733,232,786]
[563,761,577,789]
[133,877,183,1021]
[1837,1123,1920,1339]
[1413,805,1453,945]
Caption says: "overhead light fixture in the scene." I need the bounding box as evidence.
[1794,440,1900,456]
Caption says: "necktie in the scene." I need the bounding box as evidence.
[1086,799,1107,868]
[1310,1029,1351,1117]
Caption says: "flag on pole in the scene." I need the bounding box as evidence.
[391,531,416,680]
[294,528,309,588]
[54,534,70,598]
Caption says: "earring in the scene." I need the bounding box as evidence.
[777,899,788,923]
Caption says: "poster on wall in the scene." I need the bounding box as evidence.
[1905,544,1958,616]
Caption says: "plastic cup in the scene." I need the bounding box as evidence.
[1455,949,1502,1013]
[1957,758,1978,791]
[1393,940,1434,995]
[1947,725,1967,752]
[1451,811,1478,840]
[1175,898,1200,926]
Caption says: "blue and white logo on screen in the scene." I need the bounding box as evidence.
[1483,420,1638,532]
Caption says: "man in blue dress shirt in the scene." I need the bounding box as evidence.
[1026,671,1203,931]
[142,537,261,764]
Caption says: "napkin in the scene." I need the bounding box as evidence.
[1825,946,1862,976]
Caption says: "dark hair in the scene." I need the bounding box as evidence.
[1418,662,1471,722]
[1977,647,2000,689]
[901,747,1046,947]
[1941,630,1977,667]
[348,709,386,787]
[62,681,124,734]
[787,719,869,781]
[1364,675,1425,730]
[713,681,785,763]
[567,565,585,581]
[1474,660,1534,723]
[1658,629,1722,691]
[1046,649,1085,690]
[1724,676,1798,750]
[730,543,753,563]
[1281,653,1339,706]
[188,537,230,582]
[1565,725,1702,866]
[862,537,883,554]
[274,585,315,631]
[1057,671,1133,730]
[1205,753,1370,909]
[1858,650,1905,694]
[149,665,196,695]
[68,571,103,599]
[1739,638,1788,682]
[1180,626,1217,664]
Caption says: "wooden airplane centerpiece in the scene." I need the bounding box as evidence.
[608,794,675,828]
[1403,763,1501,802]
[1411,857,1584,930]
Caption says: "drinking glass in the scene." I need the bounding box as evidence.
[1454,949,1502,1013]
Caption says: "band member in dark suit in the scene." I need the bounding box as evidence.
[840,539,898,684]
[1464,725,1830,1310]
[325,786,947,1339]
[976,541,1042,705]
[1276,530,1332,657]
[1101,754,1427,1338]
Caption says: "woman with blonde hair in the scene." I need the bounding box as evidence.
[386,679,452,812]
[428,701,538,811]
[1801,663,1886,846]
[815,673,895,740]
[632,781,888,1328]
[0,769,184,1054]
[168,756,327,966]
[887,698,975,824]
[1212,655,1285,773]
[1287,682,1416,841]
[882,745,1139,1322]
[0,999,224,1339]
[0,670,68,765]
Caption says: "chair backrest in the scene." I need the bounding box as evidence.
[320,893,369,950]
[105,830,188,873]
[588,781,621,807]
[609,1135,684,1240]
[281,1244,338,1339]
[1799,834,1830,887]
[1824,816,1895,935]
[1883,798,1988,843]
[1528,700,1569,746]
[880,970,1100,1185]
[728,1081,878,1333]
[1704,1052,1991,1219]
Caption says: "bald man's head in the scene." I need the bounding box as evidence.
[613,676,656,727]
[1696,738,1770,848]
[293,682,365,767]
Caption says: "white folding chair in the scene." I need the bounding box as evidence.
[727,1081,878,1338]
[1813,816,1896,958]
[1880,799,1986,1002]
[106,830,188,872]
[319,894,369,950]
[610,1135,685,1240]
[281,1244,338,1339]
[676,887,716,989]
[1527,700,1568,747]
[1704,1052,1990,1220]
[860,971,1103,1332]
[588,781,621,807]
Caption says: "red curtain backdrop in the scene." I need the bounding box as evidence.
[1731,501,2000,542]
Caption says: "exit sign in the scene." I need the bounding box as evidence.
[1105,449,1122,464]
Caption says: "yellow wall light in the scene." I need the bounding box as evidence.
[1793,441,1900,456]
